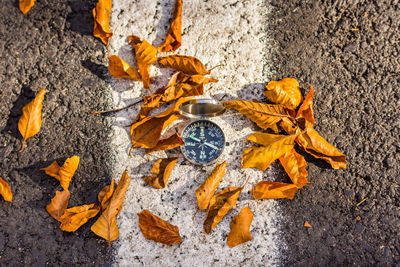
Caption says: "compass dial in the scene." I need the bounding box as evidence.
[181,120,225,165]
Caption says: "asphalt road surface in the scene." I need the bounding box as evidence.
[0,0,399,266]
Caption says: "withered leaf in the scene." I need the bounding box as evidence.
[278,117,298,135]
[252,181,297,200]
[157,0,182,52]
[242,133,296,171]
[129,36,158,89]
[195,161,227,210]
[91,171,131,242]
[265,78,303,110]
[279,148,308,188]
[138,209,181,245]
[304,221,311,227]
[46,190,70,221]
[227,207,253,248]
[0,177,12,203]
[204,177,249,234]
[92,0,113,46]
[18,88,45,152]
[98,179,115,210]
[143,157,178,189]
[59,204,100,232]
[146,133,184,155]
[108,55,141,81]
[19,0,36,14]
[42,156,80,191]
[223,100,289,132]
[296,85,315,124]
[158,55,210,75]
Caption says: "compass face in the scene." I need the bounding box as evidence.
[181,120,225,165]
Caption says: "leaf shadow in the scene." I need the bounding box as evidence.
[81,59,108,81]
[67,0,96,36]
[152,0,175,48]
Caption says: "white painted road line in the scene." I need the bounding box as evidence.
[108,0,283,266]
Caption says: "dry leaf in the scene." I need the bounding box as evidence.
[19,0,36,14]
[143,157,178,189]
[146,133,184,155]
[252,181,297,200]
[92,0,113,46]
[204,177,249,234]
[223,100,289,132]
[265,78,303,110]
[297,122,346,169]
[108,55,141,81]
[158,55,209,75]
[59,204,100,232]
[129,36,158,89]
[98,179,115,210]
[296,85,315,124]
[279,148,308,188]
[0,177,12,203]
[91,171,131,242]
[46,190,70,221]
[42,156,80,191]
[18,88,45,152]
[304,221,311,227]
[138,209,181,245]
[242,133,296,171]
[278,117,298,135]
[195,161,227,210]
[227,207,253,248]
[157,0,182,52]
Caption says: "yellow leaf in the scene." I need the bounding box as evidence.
[42,156,80,191]
[223,100,289,131]
[18,88,46,152]
[252,181,297,200]
[279,148,308,188]
[265,78,303,110]
[146,133,184,155]
[158,55,210,75]
[19,0,36,14]
[108,55,141,81]
[98,179,115,210]
[91,171,131,242]
[296,85,315,124]
[59,204,100,232]
[304,221,311,227]
[242,133,296,171]
[143,157,178,189]
[195,161,226,210]
[227,207,253,248]
[0,177,12,203]
[46,190,70,221]
[92,0,113,46]
[157,0,182,52]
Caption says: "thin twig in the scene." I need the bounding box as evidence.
[91,98,143,114]
[356,197,369,207]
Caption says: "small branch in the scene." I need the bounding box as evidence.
[91,98,143,115]
[356,197,369,207]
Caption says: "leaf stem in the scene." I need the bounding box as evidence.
[91,98,143,115]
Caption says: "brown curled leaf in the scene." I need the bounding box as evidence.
[0,177,12,203]
[279,148,308,188]
[98,179,115,210]
[108,55,141,81]
[46,190,70,221]
[59,204,100,232]
[19,0,36,14]
[146,133,184,155]
[265,78,303,110]
[227,207,253,248]
[158,0,182,52]
[18,88,45,152]
[143,157,178,189]
[296,85,315,124]
[252,181,297,200]
[42,156,80,191]
[138,209,181,245]
[92,0,113,46]
[195,161,227,210]
[158,55,210,75]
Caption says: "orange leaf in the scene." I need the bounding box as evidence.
[158,55,210,75]
[304,221,311,227]
[195,161,226,210]
[92,0,113,46]
[278,117,298,135]
[143,157,178,189]
[242,133,296,171]
[138,209,181,245]
[296,85,315,124]
[146,133,184,155]
[296,123,346,169]
[46,190,70,221]
[0,177,12,203]
[279,148,308,188]
[42,156,80,191]
[227,207,253,248]
[223,100,289,132]
[129,36,158,89]
[91,171,131,242]
[59,204,100,232]
[252,181,297,200]
[108,55,141,81]
[157,0,182,52]
[204,177,249,234]
[18,88,45,152]
[19,0,36,14]
[265,78,303,110]
[98,179,115,210]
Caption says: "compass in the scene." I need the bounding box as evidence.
[179,98,226,165]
